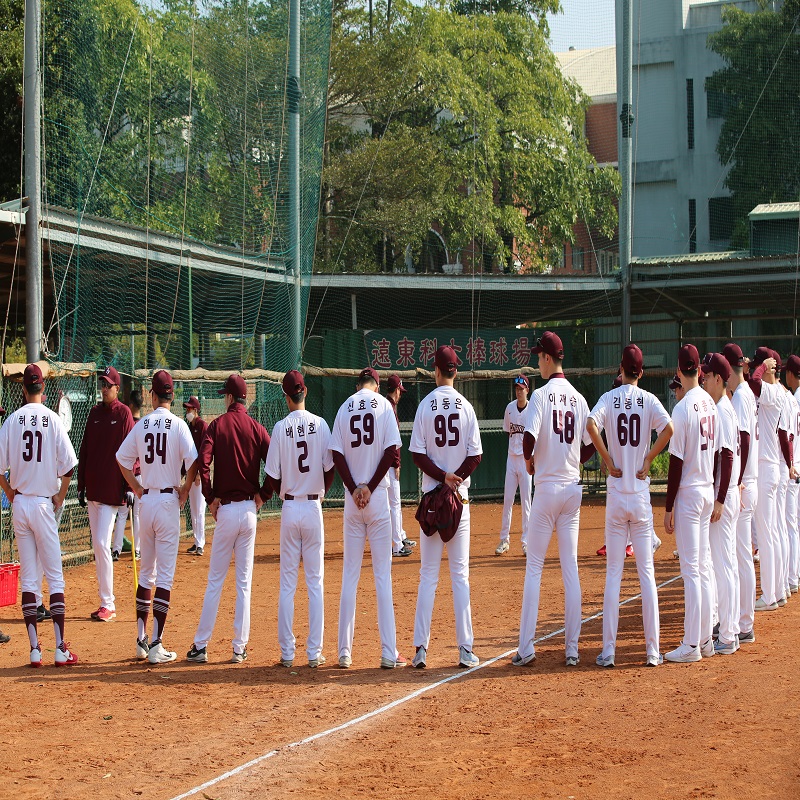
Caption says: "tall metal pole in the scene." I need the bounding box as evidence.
[619,0,634,348]
[288,0,302,368]
[24,0,43,363]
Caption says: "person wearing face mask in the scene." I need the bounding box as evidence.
[183,397,208,556]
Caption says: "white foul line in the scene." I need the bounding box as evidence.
[168,573,682,800]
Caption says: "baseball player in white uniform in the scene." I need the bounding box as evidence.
[495,375,532,556]
[409,345,482,669]
[773,351,793,606]
[266,370,334,668]
[724,343,758,643]
[663,344,718,663]
[749,349,791,610]
[587,344,673,667]
[783,354,800,594]
[331,367,405,669]
[700,353,741,655]
[0,364,79,666]
[513,331,594,668]
[116,370,197,664]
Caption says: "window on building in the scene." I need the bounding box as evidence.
[708,196,734,242]
[686,79,694,150]
[689,199,697,253]
[706,82,736,119]
[571,248,585,271]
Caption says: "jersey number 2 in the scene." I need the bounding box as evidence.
[22,430,43,462]
[296,440,310,473]
[144,432,167,464]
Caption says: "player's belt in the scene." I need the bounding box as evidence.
[284,494,319,501]
[142,488,174,495]
[220,495,255,505]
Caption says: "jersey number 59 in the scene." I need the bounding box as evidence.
[350,413,375,448]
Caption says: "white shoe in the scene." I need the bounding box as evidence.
[412,646,427,668]
[645,653,663,667]
[565,655,580,667]
[147,641,177,664]
[595,653,615,668]
[308,654,325,668]
[652,535,662,553]
[495,540,510,555]
[458,646,479,668]
[338,655,352,669]
[136,636,150,660]
[30,646,42,668]
[755,597,778,611]
[777,596,787,607]
[665,643,702,663]
[700,638,715,658]
[511,651,536,667]
[521,542,528,556]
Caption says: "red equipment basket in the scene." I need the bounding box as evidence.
[0,563,20,607]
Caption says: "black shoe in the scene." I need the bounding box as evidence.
[392,546,412,558]
[134,550,140,560]
[402,538,417,548]
[36,604,51,622]
[195,547,203,556]
[712,622,720,641]
[186,644,208,663]
[0,630,9,644]
[187,544,198,554]
[111,550,120,562]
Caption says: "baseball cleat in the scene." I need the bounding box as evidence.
[714,639,737,655]
[338,655,352,669]
[595,654,615,668]
[231,648,248,664]
[673,549,680,559]
[0,630,10,644]
[645,654,663,667]
[136,636,150,660]
[664,643,701,663]
[134,550,140,561]
[596,544,607,557]
[712,622,720,641]
[652,535,662,553]
[495,540,510,555]
[380,653,407,669]
[521,542,528,556]
[411,646,427,669]
[402,538,417,549]
[92,607,116,623]
[511,651,536,667]
[776,596,787,607]
[55,644,78,666]
[111,549,120,562]
[392,546,412,558]
[195,547,204,556]
[738,630,756,644]
[458,646,479,668]
[625,545,635,558]
[186,644,208,663]
[147,641,177,664]
[30,645,43,667]
[186,544,198,554]
[790,584,799,594]
[279,656,294,668]
[308,654,326,668]
[754,597,778,611]
[565,655,580,667]
[36,604,51,622]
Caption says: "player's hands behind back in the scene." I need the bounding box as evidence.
[636,457,652,481]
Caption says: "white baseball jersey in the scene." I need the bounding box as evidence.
[0,403,77,497]
[794,387,800,469]
[668,386,718,488]
[588,384,671,494]
[116,407,197,489]
[755,380,784,465]
[409,385,482,494]
[715,393,740,498]
[266,410,333,498]
[731,381,758,484]
[503,400,528,457]
[778,388,794,473]
[330,389,401,488]
[525,375,591,485]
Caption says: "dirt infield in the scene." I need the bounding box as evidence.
[1,498,799,800]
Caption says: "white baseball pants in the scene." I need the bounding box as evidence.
[499,454,531,546]
[777,470,789,598]
[278,499,325,662]
[600,489,660,660]
[88,500,122,611]
[137,492,180,591]
[338,488,398,662]
[388,469,406,552]
[673,484,714,649]
[112,503,127,553]
[14,495,65,595]
[193,499,257,652]
[709,489,740,644]
[518,481,583,660]
[413,502,473,652]
[189,479,206,549]
[755,463,780,605]
[788,480,800,587]
[736,482,758,635]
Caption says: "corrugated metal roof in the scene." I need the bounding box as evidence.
[749,202,800,221]
[630,251,750,266]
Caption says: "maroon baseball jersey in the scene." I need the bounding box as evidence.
[78,399,135,505]
[183,416,208,476]
[387,395,402,469]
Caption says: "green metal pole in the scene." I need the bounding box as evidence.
[289,0,302,368]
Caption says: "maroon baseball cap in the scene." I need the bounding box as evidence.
[151,369,174,396]
[282,369,306,396]
[23,363,44,387]
[784,354,800,377]
[387,374,407,394]
[678,344,700,372]
[701,352,731,382]
[723,343,745,368]
[612,374,623,389]
[771,349,783,371]
[99,366,121,387]
[514,374,530,389]
[218,374,247,399]
[182,396,201,410]
[0,406,5,416]
[532,331,564,359]
[434,346,458,374]
[621,344,643,374]
[359,367,380,386]
[668,374,682,391]
[753,346,772,367]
